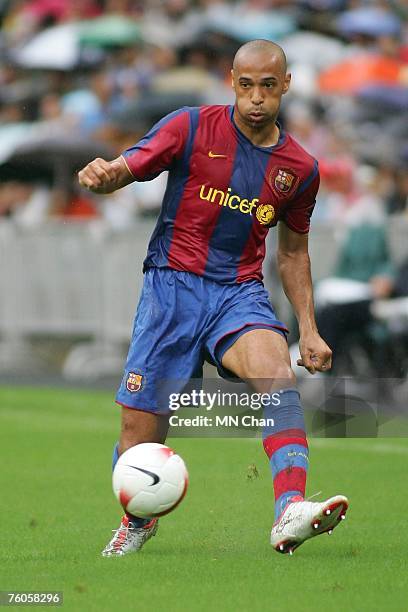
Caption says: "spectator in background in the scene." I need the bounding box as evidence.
[312,223,395,375]
[0,0,407,227]
[284,101,329,160]
[289,217,395,376]
[61,68,125,137]
[386,168,408,215]
[0,180,51,226]
[290,161,397,375]
[49,183,99,219]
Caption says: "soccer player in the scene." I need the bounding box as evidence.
[78,39,349,557]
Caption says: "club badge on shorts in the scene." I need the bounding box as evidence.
[126,372,143,393]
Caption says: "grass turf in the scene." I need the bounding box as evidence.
[1,386,407,611]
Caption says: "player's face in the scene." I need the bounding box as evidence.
[232,53,291,130]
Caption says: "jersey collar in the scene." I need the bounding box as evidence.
[228,105,286,151]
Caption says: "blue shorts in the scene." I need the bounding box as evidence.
[116,268,288,413]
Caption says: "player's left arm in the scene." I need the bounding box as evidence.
[277,222,332,374]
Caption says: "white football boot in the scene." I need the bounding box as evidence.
[271,495,349,555]
[102,515,158,557]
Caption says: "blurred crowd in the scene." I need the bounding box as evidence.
[0,0,407,227]
[0,0,408,377]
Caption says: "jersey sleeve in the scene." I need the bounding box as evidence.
[121,108,191,181]
[282,160,320,234]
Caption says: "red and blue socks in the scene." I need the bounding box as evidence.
[112,442,151,528]
[262,388,309,521]
[113,389,308,526]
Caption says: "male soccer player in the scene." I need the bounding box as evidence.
[79,40,348,557]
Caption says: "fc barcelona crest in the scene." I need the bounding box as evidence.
[126,372,143,393]
[271,168,298,195]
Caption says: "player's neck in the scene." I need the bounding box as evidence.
[233,112,280,148]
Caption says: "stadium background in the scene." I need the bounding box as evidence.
[0,0,408,384]
[1,2,408,611]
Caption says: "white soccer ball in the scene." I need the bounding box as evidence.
[112,443,188,518]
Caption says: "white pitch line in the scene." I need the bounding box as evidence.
[246,437,408,455]
[309,438,408,455]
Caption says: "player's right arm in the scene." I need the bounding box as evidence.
[78,156,134,194]
[78,108,191,195]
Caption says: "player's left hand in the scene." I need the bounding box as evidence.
[297,332,332,374]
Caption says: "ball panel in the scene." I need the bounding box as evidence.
[119,489,132,509]
[150,475,189,517]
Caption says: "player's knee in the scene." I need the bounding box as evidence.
[272,362,296,384]
[244,355,295,386]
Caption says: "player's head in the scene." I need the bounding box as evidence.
[231,40,291,130]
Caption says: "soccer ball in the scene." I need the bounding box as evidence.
[112,443,188,518]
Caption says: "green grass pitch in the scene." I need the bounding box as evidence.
[1,386,408,611]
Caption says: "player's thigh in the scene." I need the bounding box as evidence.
[116,268,205,414]
[221,328,295,391]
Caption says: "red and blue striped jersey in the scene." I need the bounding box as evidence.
[122,105,319,284]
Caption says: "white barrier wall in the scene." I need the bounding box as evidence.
[1,218,407,378]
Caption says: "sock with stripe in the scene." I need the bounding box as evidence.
[112,442,151,528]
[262,389,309,521]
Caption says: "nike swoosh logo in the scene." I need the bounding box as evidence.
[208,151,227,159]
[126,465,160,486]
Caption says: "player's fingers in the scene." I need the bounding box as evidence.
[313,353,332,372]
[323,354,332,370]
[78,168,104,190]
[318,349,333,371]
[79,175,120,195]
[297,355,316,374]
[110,160,123,177]
[91,157,115,174]
[78,169,99,189]
[320,359,332,372]
[87,160,115,183]
[102,159,123,181]
[79,159,114,186]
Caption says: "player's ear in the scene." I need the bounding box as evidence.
[282,73,291,95]
[231,69,235,90]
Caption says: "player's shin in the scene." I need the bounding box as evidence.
[111,441,152,528]
[262,389,309,520]
[112,442,120,471]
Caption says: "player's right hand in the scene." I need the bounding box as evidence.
[78,157,124,194]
